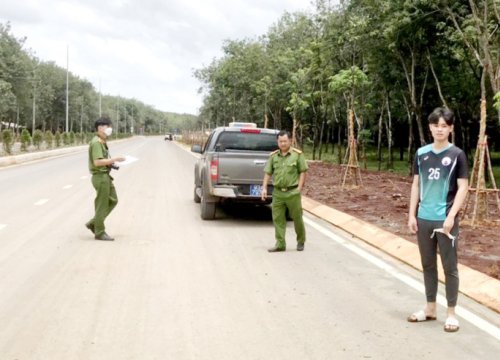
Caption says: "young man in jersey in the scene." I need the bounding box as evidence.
[407,107,468,332]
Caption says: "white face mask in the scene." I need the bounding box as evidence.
[104,127,113,136]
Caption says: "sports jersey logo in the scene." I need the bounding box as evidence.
[423,156,429,161]
[442,157,452,166]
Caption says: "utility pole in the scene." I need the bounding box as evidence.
[99,78,102,118]
[65,45,69,133]
[80,97,84,133]
[115,98,119,134]
[32,80,36,134]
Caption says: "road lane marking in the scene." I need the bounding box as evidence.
[304,216,500,341]
[0,224,6,231]
[34,199,49,206]
[63,185,73,189]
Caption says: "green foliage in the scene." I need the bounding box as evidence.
[494,92,500,112]
[54,131,61,147]
[2,129,13,154]
[20,128,31,152]
[62,132,70,146]
[69,131,75,145]
[32,129,43,150]
[44,130,53,149]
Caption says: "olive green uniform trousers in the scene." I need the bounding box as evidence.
[88,173,118,236]
[272,188,306,249]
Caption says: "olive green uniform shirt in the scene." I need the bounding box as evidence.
[88,136,109,174]
[264,147,308,188]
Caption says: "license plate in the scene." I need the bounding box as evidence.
[249,184,262,196]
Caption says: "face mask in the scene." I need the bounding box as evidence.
[104,127,113,136]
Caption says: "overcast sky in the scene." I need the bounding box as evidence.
[0,0,315,115]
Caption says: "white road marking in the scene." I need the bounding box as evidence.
[34,199,49,206]
[0,224,6,231]
[304,216,500,341]
[63,185,73,189]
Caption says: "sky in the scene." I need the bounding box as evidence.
[0,0,315,115]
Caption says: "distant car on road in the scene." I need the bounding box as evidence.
[191,123,279,219]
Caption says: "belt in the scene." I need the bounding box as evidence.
[277,185,298,192]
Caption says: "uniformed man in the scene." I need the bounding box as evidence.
[261,130,308,252]
[85,117,125,241]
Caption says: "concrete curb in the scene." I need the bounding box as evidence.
[0,145,88,167]
[302,196,500,313]
[0,138,133,168]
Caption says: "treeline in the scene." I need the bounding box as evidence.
[195,0,500,166]
[0,23,198,136]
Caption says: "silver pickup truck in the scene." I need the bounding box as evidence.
[191,123,279,219]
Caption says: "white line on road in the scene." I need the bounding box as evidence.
[34,199,49,206]
[63,185,73,189]
[0,224,6,231]
[304,216,500,341]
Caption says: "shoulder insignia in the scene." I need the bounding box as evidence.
[270,149,279,156]
[291,147,302,154]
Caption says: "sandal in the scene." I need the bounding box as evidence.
[444,317,460,332]
[407,310,437,322]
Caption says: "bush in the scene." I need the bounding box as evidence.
[2,129,13,154]
[62,132,70,146]
[32,130,43,150]
[55,131,61,147]
[69,131,75,145]
[44,131,53,149]
[20,129,31,152]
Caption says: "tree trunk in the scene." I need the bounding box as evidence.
[377,107,384,171]
[385,93,394,169]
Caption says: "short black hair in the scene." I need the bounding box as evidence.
[277,130,292,139]
[428,107,454,126]
[94,116,112,130]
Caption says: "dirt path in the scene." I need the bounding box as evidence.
[304,162,500,280]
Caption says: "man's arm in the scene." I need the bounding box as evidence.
[298,171,306,192]
[261,173,271,201]
[408,175,420,234]
[443,178,468,234]
[94,156,126,167]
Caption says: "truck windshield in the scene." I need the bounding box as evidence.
[215,132,278,152]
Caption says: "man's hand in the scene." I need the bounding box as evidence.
[261,187,267,201]
[442,216,455,235]
[408,215,418,234]
[114,156,126,162]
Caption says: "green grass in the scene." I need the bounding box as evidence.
[302,143,500,188]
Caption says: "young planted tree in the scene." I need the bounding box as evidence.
[329,66,370,188]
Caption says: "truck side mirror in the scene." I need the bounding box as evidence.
[191,144,202,154]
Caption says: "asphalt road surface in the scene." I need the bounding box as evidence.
[0,136,498,359]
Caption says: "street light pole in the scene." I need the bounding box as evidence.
[65,45,69,133]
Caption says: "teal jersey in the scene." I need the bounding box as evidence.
[414,144,468,221]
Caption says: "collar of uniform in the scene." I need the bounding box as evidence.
[278,149,292,157]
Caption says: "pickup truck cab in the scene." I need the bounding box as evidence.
[191,123,279,219]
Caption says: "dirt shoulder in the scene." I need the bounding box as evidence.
[303,161,500,280]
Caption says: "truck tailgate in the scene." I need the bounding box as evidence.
[216,151,269,184]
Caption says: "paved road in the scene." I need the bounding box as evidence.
[0,136,498,359]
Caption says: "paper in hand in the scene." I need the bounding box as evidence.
[118,155,138,166]
[431,228,456,247]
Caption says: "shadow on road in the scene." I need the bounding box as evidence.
[217,203,273,222]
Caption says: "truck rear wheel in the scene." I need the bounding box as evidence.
[194,186,201,203]
[201,196,216,220]
[200,185,216,220]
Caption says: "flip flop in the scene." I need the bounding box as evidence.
[444,317,460,332]
[407,310,437,322]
